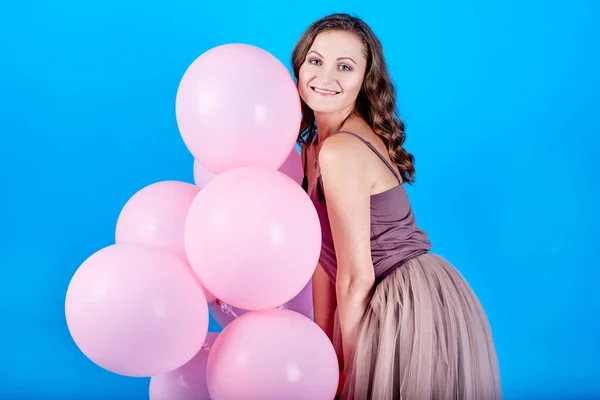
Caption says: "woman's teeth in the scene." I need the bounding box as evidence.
[311,87,339,95]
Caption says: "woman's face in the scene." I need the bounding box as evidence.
[298,30,367,115]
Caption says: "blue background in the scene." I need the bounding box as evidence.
[1,0,598,399]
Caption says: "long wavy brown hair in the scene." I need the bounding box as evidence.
[292,13,416,184]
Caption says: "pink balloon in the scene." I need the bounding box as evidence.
[206,309,339,400]
[149,332,219,400]
[184,167,321,311]
[115,180,216,303]
[209,280,313,329]
[176,44,301,175]
[193,147,303,188]
[65,243,209,377]
[115,181,199,260]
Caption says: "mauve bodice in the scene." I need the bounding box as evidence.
[304,132,432,284]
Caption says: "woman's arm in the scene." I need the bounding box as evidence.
[318,134,376,370]
[303,143,344,369]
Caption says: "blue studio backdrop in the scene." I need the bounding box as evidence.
[1,0,598,399]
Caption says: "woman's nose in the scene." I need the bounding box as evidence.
[317,66,337,84]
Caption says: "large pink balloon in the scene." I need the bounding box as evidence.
[209,280,313,329]
[206,309,339,400]
[176,44,301,175]
[115,181,199,260]
[193,147,303,188]
[115,180,216,303]
[184,167,321,310]
[65,243,209,377]
[149,332,219,400]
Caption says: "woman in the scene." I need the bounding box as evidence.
[292,13,502,400]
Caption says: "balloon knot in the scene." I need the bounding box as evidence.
[220,302,239,318]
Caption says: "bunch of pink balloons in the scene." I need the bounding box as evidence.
[65,179,211,378]
[64,43,339,400]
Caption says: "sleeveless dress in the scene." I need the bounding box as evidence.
[303,131,502,400]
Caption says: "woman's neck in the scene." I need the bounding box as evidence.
[314,107,355,145]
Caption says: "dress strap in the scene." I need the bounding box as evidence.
[333,130,402,183]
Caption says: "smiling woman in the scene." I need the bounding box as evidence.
[291,13,502,400]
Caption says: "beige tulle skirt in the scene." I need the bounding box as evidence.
[333,253,502,400]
